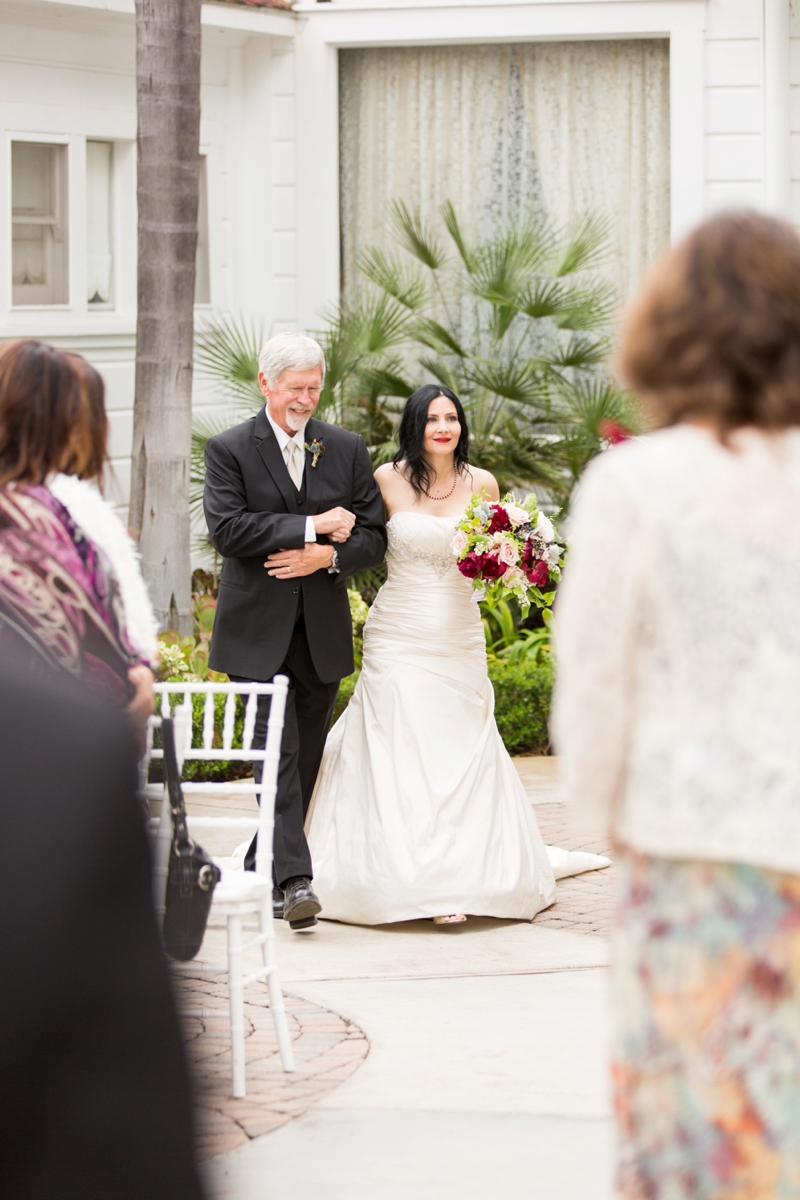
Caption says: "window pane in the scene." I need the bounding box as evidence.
[87,141,114,307]
[194,156,210,305]
[12,142,69,306]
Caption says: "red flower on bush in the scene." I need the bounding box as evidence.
[525,559,549,587]
[487,505,511,534]
[598,419,631,445]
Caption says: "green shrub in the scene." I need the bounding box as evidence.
[332,656,554,756]
[332,672,359,724]
[149,692,253,783]
[488,656,554,755]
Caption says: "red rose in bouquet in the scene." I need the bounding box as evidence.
[525,559,549,587]
[487,505,512,534]
[478,554,507,580]
[457,551,506,581]
[458,552,483,579]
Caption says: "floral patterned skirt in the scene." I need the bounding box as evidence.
[612,853,800,1200]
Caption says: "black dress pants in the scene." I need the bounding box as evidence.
[230,613,339,886]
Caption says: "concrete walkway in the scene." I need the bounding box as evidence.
[194,759,616,1200]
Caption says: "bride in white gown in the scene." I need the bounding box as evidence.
[305,386,609,925]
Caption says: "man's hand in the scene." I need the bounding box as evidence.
[313,507,356,543]
[266,543,335,578]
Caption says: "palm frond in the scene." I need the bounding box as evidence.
[553,281,617,331]
[190,413,238,514]
[356,364,414,398]
[417,356,462,393]
[549,333,611,370]
[554,213,613,278]
[411,317,466,357]
[391,200,445,270]
[464,361,549,408]
[194,313,264,410]
[468,214,556,304]
[442,200,477,271]
[357,247,427,310]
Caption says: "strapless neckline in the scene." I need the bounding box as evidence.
[387,511,462,525]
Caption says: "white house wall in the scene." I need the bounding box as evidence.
[0,0,795,523]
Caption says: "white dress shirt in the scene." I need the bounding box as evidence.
[553,424,800,875]
[265,407,316,544]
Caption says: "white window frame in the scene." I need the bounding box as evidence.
[195,147,213,312]
[0,131,137,333]
[291,0,706,331]
[5,131,73,314]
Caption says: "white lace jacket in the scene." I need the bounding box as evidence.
[48,473,159,664]
[552,424,800,875]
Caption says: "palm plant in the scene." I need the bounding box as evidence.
[190,200,640,569]
[353,199,640,503]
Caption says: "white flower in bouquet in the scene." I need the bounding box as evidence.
[535,512,555,542]
[452,529,468,556]
[547,544,562,566]
[506,503,530,526]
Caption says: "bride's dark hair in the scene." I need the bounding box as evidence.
[393,385,470,496]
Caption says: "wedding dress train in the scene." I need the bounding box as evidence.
[305,511,609,925]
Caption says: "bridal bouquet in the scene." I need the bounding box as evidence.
[451,492,562,615]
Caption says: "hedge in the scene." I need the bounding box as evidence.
[153,656,554,783]
[488,656,554,755]
[331,655,554,756]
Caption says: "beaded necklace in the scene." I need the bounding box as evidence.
[422,470,458,500]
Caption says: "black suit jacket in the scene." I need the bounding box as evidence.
[0,658,204,1200]
[204,409,387,683]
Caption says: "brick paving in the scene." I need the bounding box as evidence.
[534,800,617,937]
[176,977,368,1160]
[177,758,613,1161]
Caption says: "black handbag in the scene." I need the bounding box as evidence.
[161,716,221,962]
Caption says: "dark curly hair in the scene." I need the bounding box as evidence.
[393,384,470,496]
[619,211,800,432]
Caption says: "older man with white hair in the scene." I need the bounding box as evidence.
[204,332,387,930]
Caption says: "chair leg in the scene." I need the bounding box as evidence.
[260,898,295,1072]
[152,786,172,922]
[227,913,247,1098]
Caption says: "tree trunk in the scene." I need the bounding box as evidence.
[131,0,201,634]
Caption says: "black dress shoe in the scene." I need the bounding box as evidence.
[283,878,321,931]
[272,887,284,921]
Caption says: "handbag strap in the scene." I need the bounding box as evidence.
[161,717,192,854]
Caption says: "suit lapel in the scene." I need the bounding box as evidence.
[254,407,299,514]
[302,418,325,515]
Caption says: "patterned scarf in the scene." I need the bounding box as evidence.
[0,483,134,704]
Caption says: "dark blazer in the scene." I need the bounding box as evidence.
[204,409,387,683]
[0,657,204,1200]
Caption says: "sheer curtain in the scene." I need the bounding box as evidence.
[339,41,670,299]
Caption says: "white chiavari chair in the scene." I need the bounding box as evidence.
[141,677,294,1096]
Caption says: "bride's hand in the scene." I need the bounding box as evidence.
[314,507,355,542]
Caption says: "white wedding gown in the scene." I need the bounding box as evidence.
[305,511,609,925]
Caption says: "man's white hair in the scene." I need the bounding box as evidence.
[258,332,326,389]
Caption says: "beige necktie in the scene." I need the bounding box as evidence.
[285,438,304,490]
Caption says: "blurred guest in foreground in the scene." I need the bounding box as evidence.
[0,649,204,1198]
[554,211,800,1199]
[0,339,156,743]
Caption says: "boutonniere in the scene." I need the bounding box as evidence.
[304,438,325,468]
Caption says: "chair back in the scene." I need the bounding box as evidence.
[142,678,289,888]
